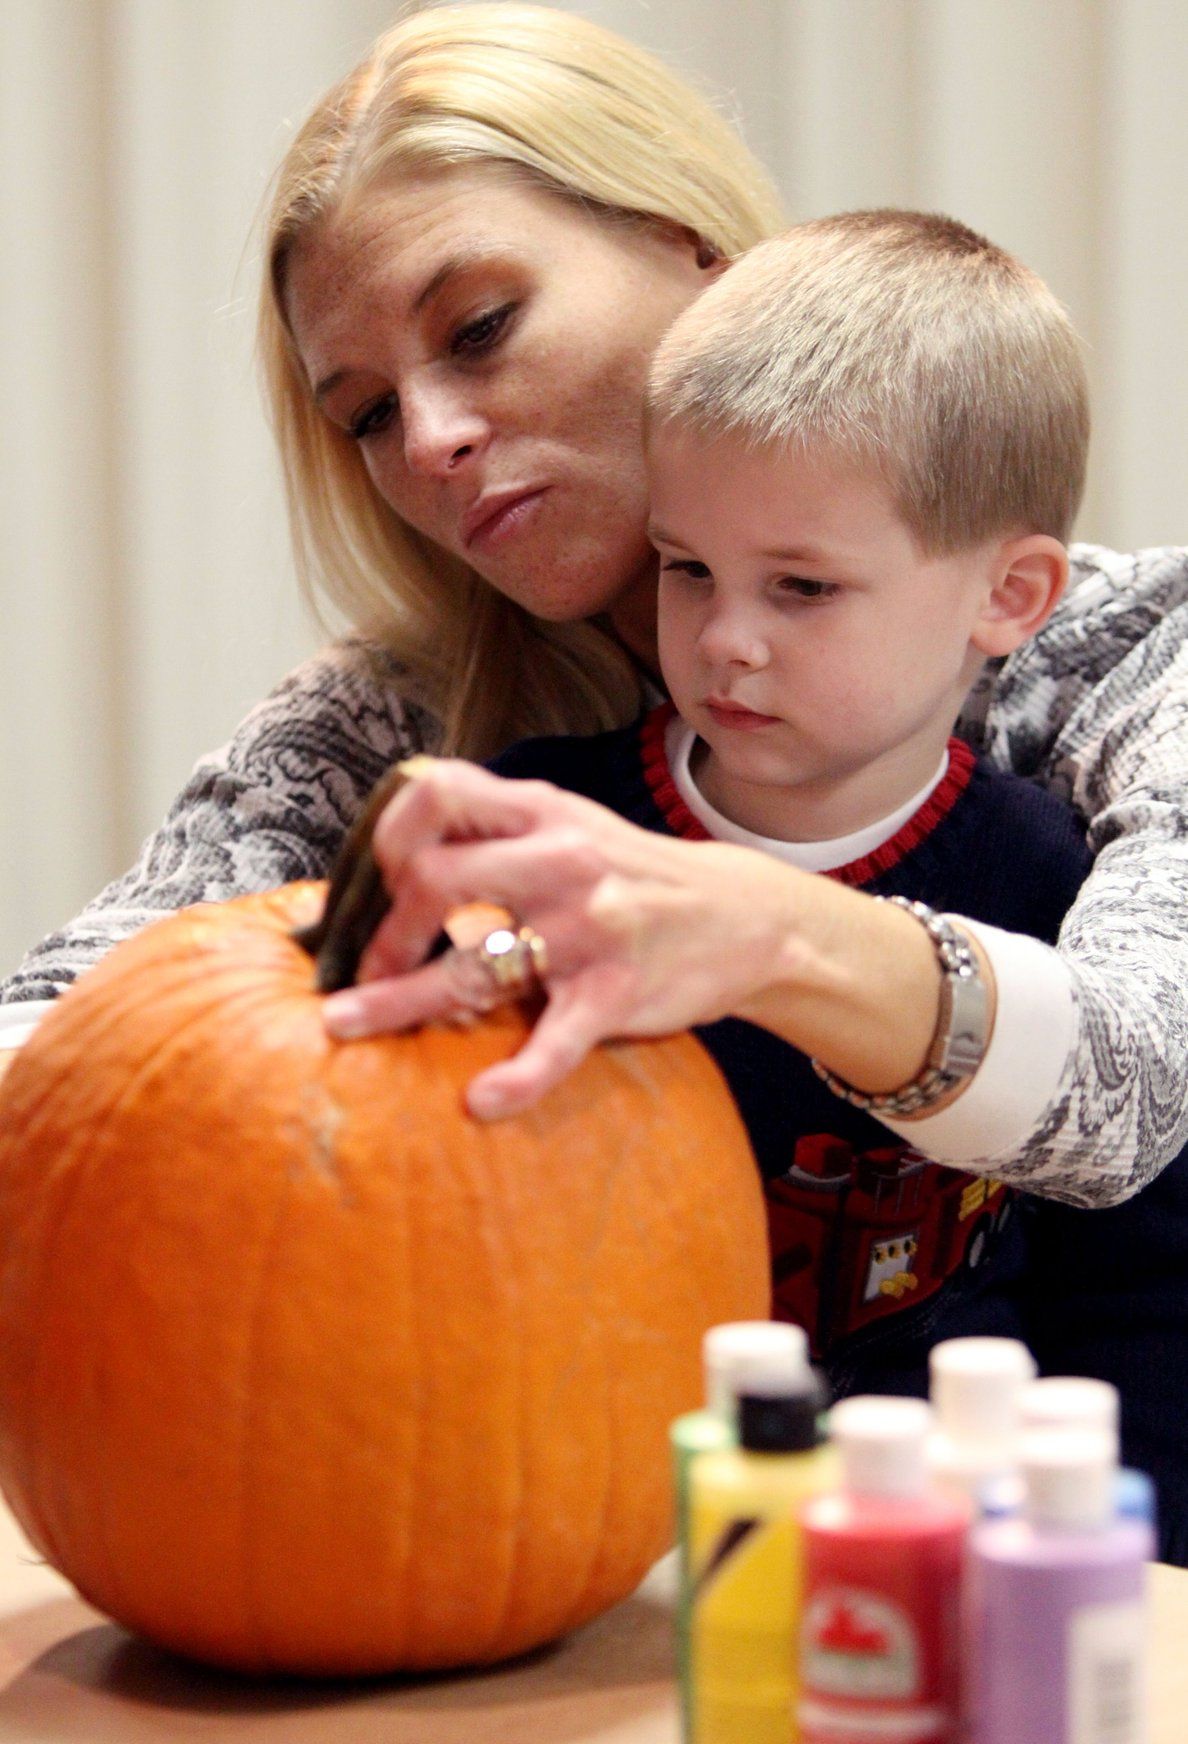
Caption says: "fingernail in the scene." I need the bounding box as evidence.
[323,993,368,1038]
[467,1082,509,1121]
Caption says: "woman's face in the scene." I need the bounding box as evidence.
[284,166,710,637]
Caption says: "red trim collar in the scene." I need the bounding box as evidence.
[638,702,975,887]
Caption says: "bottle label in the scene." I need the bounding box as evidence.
[1068,1599,1148,1744]
[799,1587,950,1743]
[802,1587,918,1697]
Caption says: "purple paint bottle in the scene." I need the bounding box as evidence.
[967,1427,1153,1744]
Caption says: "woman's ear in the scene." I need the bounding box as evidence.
[675,226,730,277]
[970,535,1069,659]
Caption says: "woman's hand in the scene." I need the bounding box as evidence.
[321,758,950,1119]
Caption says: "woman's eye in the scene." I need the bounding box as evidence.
[347,394,398,441]
[450,303,514,356]
[662,559,712,581]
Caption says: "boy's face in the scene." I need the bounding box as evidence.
[647,428,1002,840]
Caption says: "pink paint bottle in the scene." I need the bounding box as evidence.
[967,1427,1153,1744]
[798,1396,970,1744]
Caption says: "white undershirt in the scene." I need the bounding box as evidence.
[666,714,949,870]
[666,714,1076,1168]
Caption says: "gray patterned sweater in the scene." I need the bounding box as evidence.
[3,545,1186,1209]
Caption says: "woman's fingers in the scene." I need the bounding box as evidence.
[322,959,462,1037]
[354,763,616,979]
[464,973,627,1119]
[370,761,571,872]
[358,827,604,984]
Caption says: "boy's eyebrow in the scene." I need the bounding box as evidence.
[647,523,833,566]
[761,545,831,564]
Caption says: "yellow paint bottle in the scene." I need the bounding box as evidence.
[671,1323,812,1742]
[689,1375,835,1744]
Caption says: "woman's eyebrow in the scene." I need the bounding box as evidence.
[313,248,513,400]
[412,246,508,314]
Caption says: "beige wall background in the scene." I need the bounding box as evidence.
[2,0,1187,975]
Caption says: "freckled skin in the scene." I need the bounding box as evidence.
[283,167,709,657]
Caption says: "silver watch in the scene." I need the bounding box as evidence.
[811,897,990,1117]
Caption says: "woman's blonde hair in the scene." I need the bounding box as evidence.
[259,2,784,758]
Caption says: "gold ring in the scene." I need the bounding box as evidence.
[440,918,549,1015]
[473,923,550,994]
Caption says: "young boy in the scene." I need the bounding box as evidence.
[493,211,1091,1398]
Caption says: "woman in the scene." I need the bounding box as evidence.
[1,11,1186,1331]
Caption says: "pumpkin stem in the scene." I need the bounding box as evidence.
[292,763,413,992]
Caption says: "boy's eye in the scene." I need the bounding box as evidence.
[776,575,837,600]
[450,303,515,356]
[661,559,712,580]
[348,393,398,441]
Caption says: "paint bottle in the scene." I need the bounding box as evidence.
[687,1362,831,1744]
[967,1427,1154,1744]
[926,1336,1036,1510]
[980,1377,1157,1527]
[798,1396,969,1744]
[1022,1377,1156,1526]
[671,1321,812,1743]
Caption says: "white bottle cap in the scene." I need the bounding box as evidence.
[929,1337,1037,1443]
[703,1321,811,1414]
[829,1396,934,1498]
[1021,1427,1115,1530]
[928,1338,1037,1502]
[1020,1377,1121,1459]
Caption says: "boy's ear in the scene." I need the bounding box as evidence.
[970,535,1069,659]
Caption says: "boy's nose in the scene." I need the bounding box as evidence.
[697,609,768,669]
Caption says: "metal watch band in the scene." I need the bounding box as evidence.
[811,897,990,1118]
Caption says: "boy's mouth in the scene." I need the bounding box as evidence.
[704,697,782,730]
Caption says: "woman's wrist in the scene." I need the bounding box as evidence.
[733,877,996,1102]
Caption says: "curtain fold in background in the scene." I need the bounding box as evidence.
[2,0,1186,975]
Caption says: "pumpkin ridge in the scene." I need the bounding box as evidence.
[550,1067,645,1641]
[238,1161,303,1673]
[550,1091,644,1639]
[87,984,319,1660]
[5,977,287,1625]
[464,1121,526,1663]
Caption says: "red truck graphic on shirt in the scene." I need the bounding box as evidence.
[765,1133,1011,1353]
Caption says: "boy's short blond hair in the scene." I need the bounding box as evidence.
[647,210,1089,553]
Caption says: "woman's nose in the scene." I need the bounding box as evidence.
[401,381,489,478]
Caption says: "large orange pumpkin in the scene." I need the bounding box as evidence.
[0,883,768,1676]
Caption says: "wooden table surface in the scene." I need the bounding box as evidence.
[0,1500,1185,1743]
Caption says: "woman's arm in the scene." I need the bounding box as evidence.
[0,639,438,1008]
[943,544,1188,1206]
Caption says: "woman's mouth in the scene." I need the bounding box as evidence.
[704,698,782,731]
[463,488,547,551]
